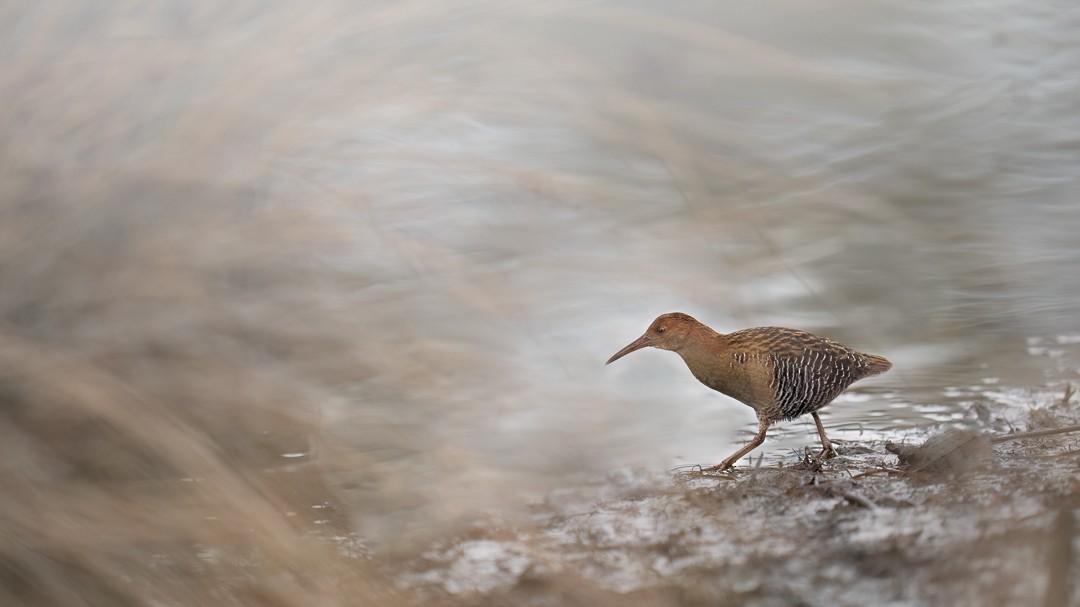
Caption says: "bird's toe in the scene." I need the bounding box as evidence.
[702,462,733,472]
[818,444,838,459]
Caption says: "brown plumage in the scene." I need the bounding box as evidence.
[606,312,891,471]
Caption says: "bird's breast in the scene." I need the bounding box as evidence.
[682,350,771,411]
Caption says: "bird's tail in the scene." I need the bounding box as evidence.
[860,353,892,376]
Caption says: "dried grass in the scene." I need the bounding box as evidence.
[0,3,410,603]
[0,165,406,606]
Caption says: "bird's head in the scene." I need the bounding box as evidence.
[606,312,699,364]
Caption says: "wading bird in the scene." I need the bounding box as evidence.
[607,313,891,470]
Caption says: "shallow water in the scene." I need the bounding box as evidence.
[295,0,1080,535]
[6,0,1080,545]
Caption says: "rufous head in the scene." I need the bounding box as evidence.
[605,312,700,364]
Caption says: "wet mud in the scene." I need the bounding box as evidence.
[391,386,1080,607]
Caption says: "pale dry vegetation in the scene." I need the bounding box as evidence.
[0,3,407,605]
[0,174,402,606]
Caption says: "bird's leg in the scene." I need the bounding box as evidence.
[811,412,837,459]
[704,418,772,471]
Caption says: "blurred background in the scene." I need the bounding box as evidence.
[2,1,1079,605]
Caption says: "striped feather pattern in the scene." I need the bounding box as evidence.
[725,326,890,422]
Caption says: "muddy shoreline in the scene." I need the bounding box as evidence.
[390,387,1080,607]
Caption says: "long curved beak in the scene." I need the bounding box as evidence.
[606,334,652,365]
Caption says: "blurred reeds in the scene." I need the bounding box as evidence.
[0,3,407,605]
[0,172,404,606]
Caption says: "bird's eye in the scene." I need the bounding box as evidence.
[656,327,665,334]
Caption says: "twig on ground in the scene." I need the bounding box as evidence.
[838,491,878,510]
[1044,508,1075,607]
[1060,383,1075,407]
[989,424,1080,444]
[851,467,911,479]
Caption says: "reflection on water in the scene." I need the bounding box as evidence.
[3,0,1080,600]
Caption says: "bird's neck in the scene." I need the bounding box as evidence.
[673,327,765,407]
[674,325,731,384]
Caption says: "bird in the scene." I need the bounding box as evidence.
[606,312,891,471]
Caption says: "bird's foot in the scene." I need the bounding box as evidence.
[817,443,838,459]
[701,461,735,472]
